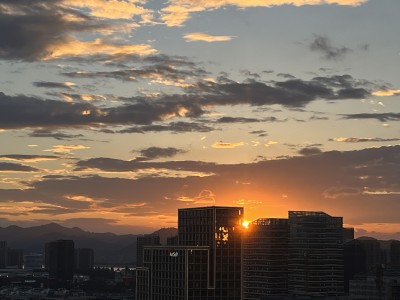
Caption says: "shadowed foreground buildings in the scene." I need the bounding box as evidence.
[288,211,344,298]
[137,206,244,300]
[243,218,289,299]
[243,211,344,300]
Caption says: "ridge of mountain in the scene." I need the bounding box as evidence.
[0,223,177,265]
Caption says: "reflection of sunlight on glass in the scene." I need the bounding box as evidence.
[242,220,250,229]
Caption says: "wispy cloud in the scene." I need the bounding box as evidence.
[161,0,368,26]
[212,141,245,149]
[309,35,352,60]
[330,137,400,143]
[183,32,232,42]
[44,144,90,154]
[372,89,400,97]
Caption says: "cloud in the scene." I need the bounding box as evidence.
[46,38,156,60]
[330,137,400,143]
[0,162,40,172]
[309,35,352,60]
[212,141,245,149]
[161,0,368,26]
[183,32,232,42]
[118,122,214,134]
[0,74,373,130]
[217,117,261,123]
[372,89,400,97]
[29,129,85,140]
[343,113,400,122]
[62,59,207,84]
[75,157,218,173]
[44,144,90,154]
[0,1,154,61]
[298,147,323,156]
[65,0,151,20]
[1,145,400,236]
[249,130,268,137]
[0,154,60,162]
[33,81,76,90]
[137,147,187,161]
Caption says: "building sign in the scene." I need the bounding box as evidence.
[169,251,179,257]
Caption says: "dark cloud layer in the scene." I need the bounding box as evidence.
[0,162,39,172]
[344,113,400,122]
[0,73,374,131]
[1,146,398,227]
[0,0,97,60]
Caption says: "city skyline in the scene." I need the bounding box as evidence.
[0,0,400,239]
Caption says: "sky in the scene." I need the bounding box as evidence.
[0,0,399,238]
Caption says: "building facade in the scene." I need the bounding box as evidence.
[136,234,160,267]
[45,240,74,288]
[178,206,244,299]
[74,248,94,271]
[243,218,289,299]
[136,206,244,300]
[288,211,344,298]
[138,246,210,300]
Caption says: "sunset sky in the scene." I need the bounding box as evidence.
[1,0,400,238]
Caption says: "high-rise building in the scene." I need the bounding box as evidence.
[137,206,244,300]
[7,248,23,269]
[0,241,7,269]
[138,245,210,300]
[74,248,94,271]
[45,240,74,288]
[136,234,160,267]
[288,211,344,298]
[243,218,289,300]
[390,240,400,269]
[178,206,244,299]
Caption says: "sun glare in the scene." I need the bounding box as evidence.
[242,220,250,229]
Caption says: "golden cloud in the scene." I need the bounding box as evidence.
[64,0,151,20]
[162,0,368,26]
[44,144,90,154]
[45,38,156,60]
[372,89,400,97]
[184,32,232,42]
[212,141,245,149]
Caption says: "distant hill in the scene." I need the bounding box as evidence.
[0,223,177,265]
[153,227,178,244]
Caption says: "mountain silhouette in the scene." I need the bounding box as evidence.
[0,223,177,265]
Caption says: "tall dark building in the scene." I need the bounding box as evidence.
[178,206,244,299]
[0,241,7,268]
[288,211,344,298]
[136,234,160,267]
[137,206,244,300]
[45,240,74,288]
[7,248,23,269]
[74,248,94,271]
[243,218,289,299]
[390,240,400,269]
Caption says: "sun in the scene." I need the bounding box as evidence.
[242,220,250,229]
